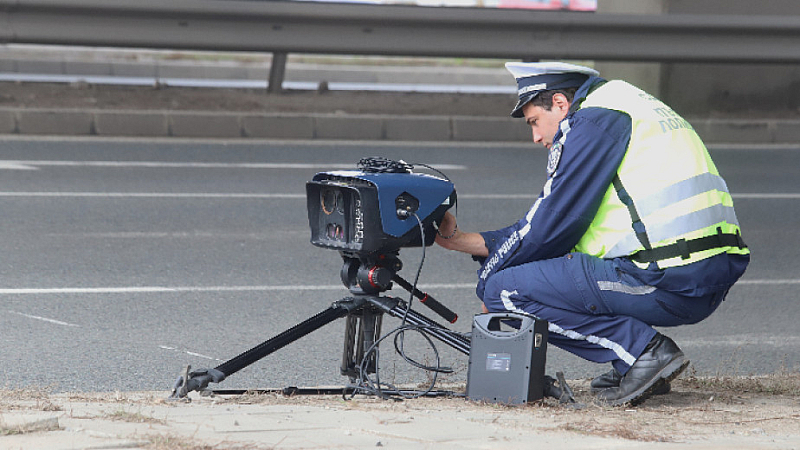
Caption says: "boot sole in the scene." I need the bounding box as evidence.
[590,381,672,396]
[606,355,689,407]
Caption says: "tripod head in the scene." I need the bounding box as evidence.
[340,253,402,296]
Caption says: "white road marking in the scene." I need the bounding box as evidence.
[0,192,304,198]
[0,284,476,295]
[47,231,302,239]
[732,193,800,199]
[682,335,800,347]
[459,193,800,200]
[0,135,533,148]
[8,310,80,327]
[0,73,515,95]
[0,160,467,170]
[737,279,800,285]
[0,280,793,296]
[0,285,341,294]
[0,192,795,199]
[0,162,39,170]
[459,194,538,199]
[706,143,800,150]
[159,345,222,362]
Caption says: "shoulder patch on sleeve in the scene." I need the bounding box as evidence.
[547,142,562,176]
[547,118,573,176]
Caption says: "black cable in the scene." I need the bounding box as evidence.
[401,212,426,322]
[393,213,452,395]
[357,157,413,173]
[344,157,463,401]
[409,162,451,182]
[406,160,458,240]
[352,324,448,400]
[346,212,458,401]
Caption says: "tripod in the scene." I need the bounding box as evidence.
[169,253,470,399]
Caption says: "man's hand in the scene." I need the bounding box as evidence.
[435,212,490,257]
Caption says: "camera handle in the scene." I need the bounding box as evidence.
[339,254,459,324]
[391,274,458,324]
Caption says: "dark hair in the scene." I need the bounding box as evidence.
[529,88,579,111]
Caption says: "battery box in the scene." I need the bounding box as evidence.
[466,312,548,405]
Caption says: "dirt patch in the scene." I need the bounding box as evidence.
[1,375,799,449]
[201,375,800,443]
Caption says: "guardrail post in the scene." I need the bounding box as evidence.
[268,52,287,93]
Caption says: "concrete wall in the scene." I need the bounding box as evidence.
[596,0,800,117]
[662,0,800,117]
[594,0,664,97]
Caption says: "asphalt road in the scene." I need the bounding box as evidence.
[0,136,797,394]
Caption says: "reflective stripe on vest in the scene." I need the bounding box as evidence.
[572,80,749,267]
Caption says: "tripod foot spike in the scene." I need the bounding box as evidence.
[168,365,226,401]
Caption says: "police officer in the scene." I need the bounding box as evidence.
[435,62,750,406]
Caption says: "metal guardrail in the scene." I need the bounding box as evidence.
[1,0,799,64]
[1,0,799,92]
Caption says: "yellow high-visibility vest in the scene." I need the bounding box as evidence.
[572,80,749,268]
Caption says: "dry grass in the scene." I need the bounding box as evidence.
[676,369,800,397]
[106,408,167,425]
[557,419,675,442]
[0,386,53,402]
[0,386,61,412]
[143,434,272,450]
[547,370,800,442]
[0,417,61,436]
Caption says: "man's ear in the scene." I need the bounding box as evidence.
[551,93,571,113]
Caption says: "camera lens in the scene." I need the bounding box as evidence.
[335,191,345,214]
[326,223,344,241]
[321,189,337,215]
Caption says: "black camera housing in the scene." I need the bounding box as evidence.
[306,170,456,256]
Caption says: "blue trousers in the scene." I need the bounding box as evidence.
[482,253,726,374]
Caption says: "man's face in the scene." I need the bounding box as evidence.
[521,93,570,149]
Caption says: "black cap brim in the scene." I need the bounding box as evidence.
[510,92,539,118]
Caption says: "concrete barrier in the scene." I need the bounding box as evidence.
[0,107,794,144]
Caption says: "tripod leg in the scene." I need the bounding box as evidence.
[169,301,355,399]
[341,314,358,378]
[341,307,383,379]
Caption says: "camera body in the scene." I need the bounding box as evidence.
[306,169,456,256]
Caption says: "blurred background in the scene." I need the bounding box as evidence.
[1,0,797,124]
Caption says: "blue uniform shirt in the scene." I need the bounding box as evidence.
[476,77,749,300]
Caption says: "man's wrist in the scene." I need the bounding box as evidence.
[437,222,458,239]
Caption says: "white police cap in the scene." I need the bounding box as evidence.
[506,61,599,118]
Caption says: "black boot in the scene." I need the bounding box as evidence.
[590,368,672,395]
[596,334,688,406]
